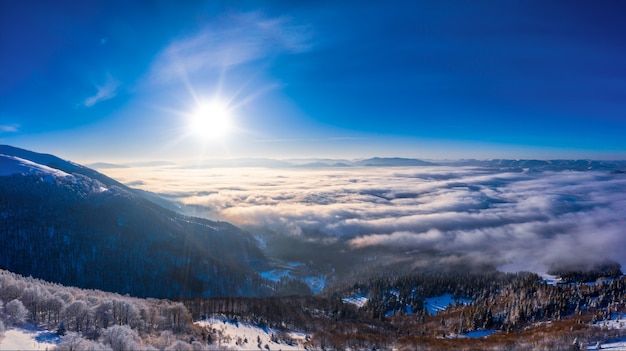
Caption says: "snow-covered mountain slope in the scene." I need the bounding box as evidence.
[0,154,73,178]
[0,145,271,298]
[0,144,130,189]
[0,145,79,172]
[197,317,309,350]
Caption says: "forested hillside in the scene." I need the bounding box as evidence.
[182,270,626,350]
[1,267,625,350]
[0,166,270,298]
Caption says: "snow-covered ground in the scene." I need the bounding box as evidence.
[540,273,564,286]
[342,294,369,308]
[424,294,472,315]
[259,269,293,282]
[259,260,326,295]
[592,313,626,330]
[196,317,308,351]
[0,326,60,351]
[0,154,72,180]
[588,313,626,350]
[343,292,473,315]
[458,329,498,338]
[540,273,623,287]
[588,339,626,350]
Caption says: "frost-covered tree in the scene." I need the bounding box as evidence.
[165,340,193,351]
[5,299,28,326]
[79,340,113,351]
[95,300,114,329]
[55,332,87,351]
[101,325,141,351]
[153,330,176,350]
[22,285,49,323]
[65,300,91,332]
[47,295,66,325]
[162,303,190,333]
[191,341,210,351]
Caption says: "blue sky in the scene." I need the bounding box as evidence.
[1,0,625,162]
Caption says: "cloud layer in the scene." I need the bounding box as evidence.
[103,165,626,273]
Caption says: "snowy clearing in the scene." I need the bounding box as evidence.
[592,313,626,330]
[196,317,308,350]
[459,329,498,338]
[259,269,292,282]
[540,273,564,286]
[0,326,60,351]
[588,338,626,350]
[588,313,626,350]
[424,294,472,315]
[342,294,369,308]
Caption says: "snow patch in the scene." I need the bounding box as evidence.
[0,154,73,180]
[540,273,564,286]
[459,329,498,338]
[588,338,626,350]
[424,294,472,315]
[588,339,626,350]
[259,269,292,282]
[342,294,369,308]
[592,313,626,330]
[196,317,308,350]
[0,327,60,350]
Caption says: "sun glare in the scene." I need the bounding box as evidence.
[188,101,232,140]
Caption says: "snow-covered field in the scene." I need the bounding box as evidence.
[588,313,626,350]
[540,273,623,287]
[458,329,498,338]
[592,313,626,330]
[588,339,626,350]
[540,273,564,286]
[424,294,472,315]
[259,261,326,295]
[259,269,293,282]
[0,326,60,351]
[343,292,473,316]
[196,317,308,350]
[342,294,369,308]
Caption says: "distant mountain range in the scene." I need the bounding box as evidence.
[445,158,626,172]
[0,145,271,298]
[88,156,626,171]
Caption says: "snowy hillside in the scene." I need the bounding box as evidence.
[0,154,73,179]
[0,145,271,298]
[197,317,309,350]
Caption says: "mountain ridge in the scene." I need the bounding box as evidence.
[0,145,272,298]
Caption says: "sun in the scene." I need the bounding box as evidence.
[188,100,232,140]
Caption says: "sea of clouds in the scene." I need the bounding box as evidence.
[103,165,626,273]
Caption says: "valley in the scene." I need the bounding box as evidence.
[1,145,626,350]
